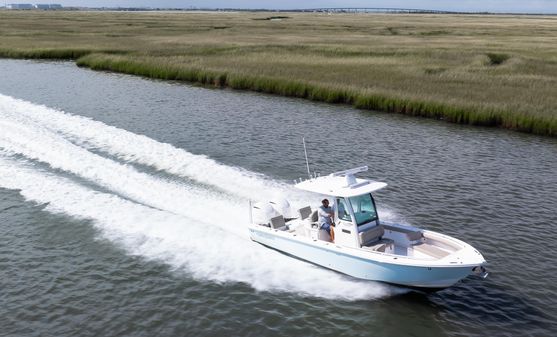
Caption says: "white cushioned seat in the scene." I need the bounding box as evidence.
[413,243,450,259]
[359,225,385,246]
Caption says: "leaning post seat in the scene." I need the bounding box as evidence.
[303,210,320,239]
[306,210,318,226]
[298,206,312,220]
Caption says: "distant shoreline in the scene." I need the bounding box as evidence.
[1,7,556,15]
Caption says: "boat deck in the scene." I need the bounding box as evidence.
[266,219,461,261]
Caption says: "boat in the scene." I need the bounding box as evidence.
[248,166,488,290]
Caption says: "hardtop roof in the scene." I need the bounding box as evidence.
[295,173,387,197]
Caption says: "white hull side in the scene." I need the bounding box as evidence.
[249,227,475,289]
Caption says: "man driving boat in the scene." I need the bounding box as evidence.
[318,198,335,240]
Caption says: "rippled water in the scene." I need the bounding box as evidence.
[1,60,556,337]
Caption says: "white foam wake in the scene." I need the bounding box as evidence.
[0,94,297,203]
[0,156,396,300]
[0,94,401,300]
[0,116,248,236]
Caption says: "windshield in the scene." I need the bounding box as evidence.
[348,194,377,225]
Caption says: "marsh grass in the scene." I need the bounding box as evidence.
[486,53,510,66]
[0,48,94,59]
[1,11,556,136]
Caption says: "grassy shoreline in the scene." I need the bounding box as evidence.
[77,52,550,134]
[1,11,556,136]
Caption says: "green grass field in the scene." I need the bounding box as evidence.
[1,11,556,136]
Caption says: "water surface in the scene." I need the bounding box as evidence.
[1,60,556,337]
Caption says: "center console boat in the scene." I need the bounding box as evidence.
[248,166,488,290]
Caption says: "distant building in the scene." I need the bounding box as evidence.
[34,4,62,9]
[5,3,62,9]
[6,4,34,9]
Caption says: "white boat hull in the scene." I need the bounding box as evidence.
[249,226,481,289]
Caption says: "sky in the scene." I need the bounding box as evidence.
[19,1,557,13]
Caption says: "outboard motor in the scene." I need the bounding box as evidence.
[269,198,295,219]
[252,202,280,226]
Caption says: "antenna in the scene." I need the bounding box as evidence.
[248,200,253,225]
[302,137,311,179]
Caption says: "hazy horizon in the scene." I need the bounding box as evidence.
[7,1,557,14]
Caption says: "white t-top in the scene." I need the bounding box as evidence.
[295,175,387,197]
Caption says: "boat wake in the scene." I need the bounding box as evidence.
[0,94,405,300]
